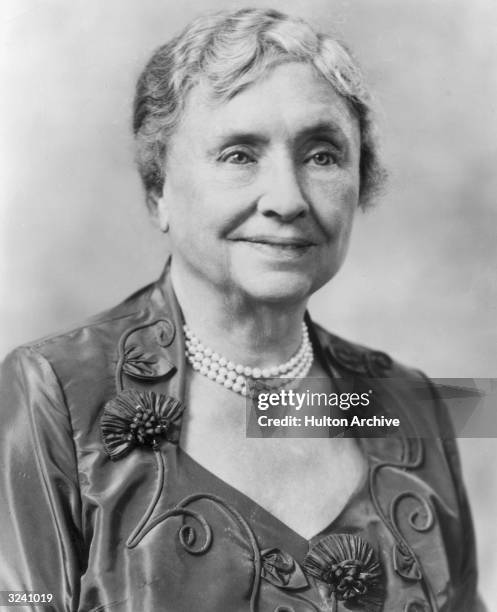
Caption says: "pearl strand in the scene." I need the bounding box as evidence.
[184,322,314,397]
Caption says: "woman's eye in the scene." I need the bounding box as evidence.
[308,151,335,166]
[221,150,254,165]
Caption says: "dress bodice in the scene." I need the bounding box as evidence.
[0,264,484,611]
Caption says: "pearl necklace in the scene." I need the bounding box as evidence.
[184,322,314,397]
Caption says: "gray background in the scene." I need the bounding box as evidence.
[1,0,496,605]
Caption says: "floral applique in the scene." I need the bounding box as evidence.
[101,389,184,460]
[303,534,385,611]
[261,548,308,590]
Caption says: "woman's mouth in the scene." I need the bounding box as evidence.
[233,236,317,258]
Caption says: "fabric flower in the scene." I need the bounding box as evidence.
[303,534,384,610]
[393,540,422,581]
[122,344,174,380]
[261,548,308,590]
[122,344,160,379]
[101,389,184,460]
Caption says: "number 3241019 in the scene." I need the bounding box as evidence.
[7,592,54,603]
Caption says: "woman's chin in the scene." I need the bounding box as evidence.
[225,251,337,304]
[232,271,318,305]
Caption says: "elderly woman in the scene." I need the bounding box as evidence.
[0,8,485,612]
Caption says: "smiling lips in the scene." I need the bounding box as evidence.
[232,235,318,259]
[235,235,317,249]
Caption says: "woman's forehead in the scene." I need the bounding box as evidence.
[176,63,360,147]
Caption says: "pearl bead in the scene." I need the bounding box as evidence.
[183,322,313,399]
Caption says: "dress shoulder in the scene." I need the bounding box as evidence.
[5,279,174,405]
[310,319,423,381]
[17,279,157,354]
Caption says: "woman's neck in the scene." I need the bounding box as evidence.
[170,260,308,369]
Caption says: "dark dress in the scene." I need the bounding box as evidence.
[0,263,485,611]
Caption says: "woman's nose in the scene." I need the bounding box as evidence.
[257,158,309,222]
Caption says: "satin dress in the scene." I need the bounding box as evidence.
[0,263,485,611]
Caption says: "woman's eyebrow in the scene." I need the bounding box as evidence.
[211,132,271,150]
[296,121,349,145]
[207,121,350,155]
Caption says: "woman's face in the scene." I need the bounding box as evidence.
[158,62,361,305]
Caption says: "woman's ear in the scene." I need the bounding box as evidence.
[147,188,169,233]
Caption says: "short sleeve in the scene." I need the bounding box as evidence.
[0,347,85,611]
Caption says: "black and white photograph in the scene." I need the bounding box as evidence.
[1,1,496,610]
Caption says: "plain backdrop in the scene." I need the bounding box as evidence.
[1,0,496,605]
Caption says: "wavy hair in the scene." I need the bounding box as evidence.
[133,8,386,209]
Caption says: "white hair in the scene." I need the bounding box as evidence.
[133,8,386,208]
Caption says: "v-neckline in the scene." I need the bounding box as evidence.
[176,444,370,557]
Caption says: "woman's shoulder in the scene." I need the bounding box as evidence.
[8,277,169,363]
[1,276,180,410]
[17,279,157,353]
[309,319,450,437]
[310,319,426,381]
